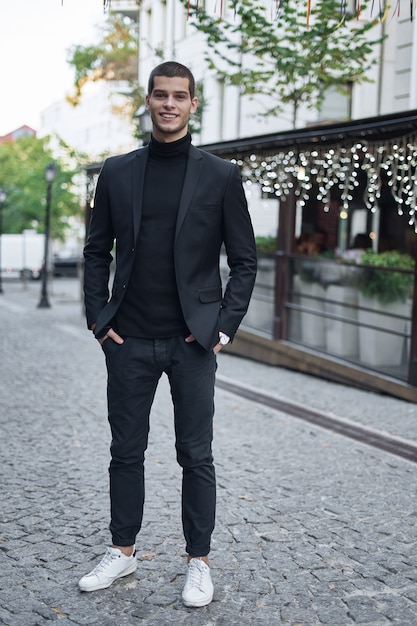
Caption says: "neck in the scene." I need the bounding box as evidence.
[152,128,189,144]
[148,133,191,158]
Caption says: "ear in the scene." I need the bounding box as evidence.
[145,94,150,109]
[190,97,198,114]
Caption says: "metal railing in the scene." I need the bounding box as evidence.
[235,253,415,383]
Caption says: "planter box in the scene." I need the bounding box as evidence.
[299,280,326,348]
[243,295,274,334]
[222,253,275,336]
[358,294,411,367]
[325,285,359,358]
[287,274,303,342]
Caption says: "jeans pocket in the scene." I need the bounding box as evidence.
[101,337,122,357]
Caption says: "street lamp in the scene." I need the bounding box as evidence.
[135,105,152,146]
[38,162,57,308]
[0,188,7,294]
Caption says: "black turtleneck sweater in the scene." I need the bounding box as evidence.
[114,133,191,338]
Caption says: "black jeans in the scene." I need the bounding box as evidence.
[103,335,217,556]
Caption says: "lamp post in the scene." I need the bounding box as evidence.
[135,105,152,146]
[0,188,6,294]
[38,162,57,308]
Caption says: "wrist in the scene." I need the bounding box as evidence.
[218,331,230,346]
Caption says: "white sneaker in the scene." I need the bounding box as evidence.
[182,559,214,607]
[79,547,137,592]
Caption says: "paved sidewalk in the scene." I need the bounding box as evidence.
[1,278,417,625]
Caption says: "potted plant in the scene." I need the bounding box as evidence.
[357,250,414,303]
[357,250,415,367]
[244,236,276,332]
[324,259,360,358]
[255,236,276,255]
[293,255,327,348]
[222,236,276,334]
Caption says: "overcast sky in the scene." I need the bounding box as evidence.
[0,0,107,136]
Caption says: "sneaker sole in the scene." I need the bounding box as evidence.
[182,593,213,608]
[79,561,137,592]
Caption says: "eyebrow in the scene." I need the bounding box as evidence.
[153,89,189,96]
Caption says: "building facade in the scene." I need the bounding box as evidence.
[39,81,137,162]
[137,0,417,143]
[0,125,36,144]
[38,2,417,160]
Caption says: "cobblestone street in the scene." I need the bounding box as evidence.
[1,278,417,625]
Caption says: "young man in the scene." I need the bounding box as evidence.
[80,61,257,607]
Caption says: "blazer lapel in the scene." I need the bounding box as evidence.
[175,145,203,242]
[132,147,149,244]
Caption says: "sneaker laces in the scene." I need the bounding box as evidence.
[186,559,207,590]
[89,549,120,576]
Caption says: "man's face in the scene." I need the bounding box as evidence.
[146,75,198,143]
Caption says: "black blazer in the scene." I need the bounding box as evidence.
[83,143,257,351]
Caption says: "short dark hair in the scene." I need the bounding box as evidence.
[147,62,196,99]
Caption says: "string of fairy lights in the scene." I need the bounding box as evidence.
[233,133,417,229]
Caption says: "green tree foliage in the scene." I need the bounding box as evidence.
[0,136,79,240]
[66,13,205,139]
[66,13,144,128]
[181,0,381,127]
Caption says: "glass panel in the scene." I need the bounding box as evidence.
[287,256,413,381]
[243,254,275,337]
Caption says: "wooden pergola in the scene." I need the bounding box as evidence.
[201,109,417,401]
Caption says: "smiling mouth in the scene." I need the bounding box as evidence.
[161,114,177,120]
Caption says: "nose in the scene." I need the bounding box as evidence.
[164,95,175,108]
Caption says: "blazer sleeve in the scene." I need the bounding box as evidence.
[83,159,115,331]
[219,164,257,338]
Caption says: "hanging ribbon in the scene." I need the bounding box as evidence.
[381,1,390,22]
[336,0,348,27]
[338,0,348,25]
[370,0,390,21]
[92,0,417,25]
[274,0,284,22]
[61,0,111,8]
[212,0,224,19]
[94,0,417,25]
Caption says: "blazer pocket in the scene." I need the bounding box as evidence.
[198,286,222,303]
